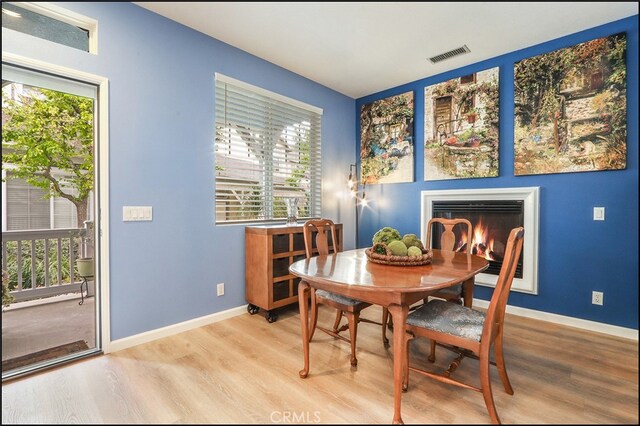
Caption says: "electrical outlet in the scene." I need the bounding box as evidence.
[217,283,225,296]
[593,207,605,221]
[592,291,603,306]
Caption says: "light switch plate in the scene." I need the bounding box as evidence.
[123,206,153,221]
[593,207,605,221]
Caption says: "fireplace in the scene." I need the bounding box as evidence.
[432,199,524,277]
[421,187,539,294]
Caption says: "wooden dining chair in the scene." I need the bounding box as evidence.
[403,227,524,424]
[303,219,387,366]
[425,217,473,306]
[382,218,472,334]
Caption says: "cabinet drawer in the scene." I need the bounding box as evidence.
[272,234,289,254]
[272,257,290,277]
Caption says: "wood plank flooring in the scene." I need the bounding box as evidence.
[2,305,638,424]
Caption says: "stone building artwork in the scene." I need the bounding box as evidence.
[514,33,627,175]
[423,67,499,181]
[360,91,414,184]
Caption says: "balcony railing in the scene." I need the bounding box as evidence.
[1,226,91,302]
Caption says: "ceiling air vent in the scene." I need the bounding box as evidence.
[429,45,470,64]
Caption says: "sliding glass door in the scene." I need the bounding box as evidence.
[1,64,102,379]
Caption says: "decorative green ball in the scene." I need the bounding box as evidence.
[372,227,402,245]
[388,240,408,256]
[402,234,424,250]
[407,246,423,257]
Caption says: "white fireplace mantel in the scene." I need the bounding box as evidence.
[421,187,539,294]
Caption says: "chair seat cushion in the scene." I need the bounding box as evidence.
[407,299,486,341]
[315,289,362,306]
[432,283,462,296]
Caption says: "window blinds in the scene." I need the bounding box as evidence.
[215,75,322,223]
[5,177,50,231]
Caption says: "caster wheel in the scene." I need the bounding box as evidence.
[266,311,278,323]
[247,304,260,315]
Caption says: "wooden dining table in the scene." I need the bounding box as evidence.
[289,248,489,424]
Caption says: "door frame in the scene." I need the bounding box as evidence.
[2,51,112,354]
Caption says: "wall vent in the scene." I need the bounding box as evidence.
[429,45,470,64]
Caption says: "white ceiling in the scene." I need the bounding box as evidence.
[135,2,638,99]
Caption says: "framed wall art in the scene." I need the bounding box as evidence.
[423,67,499,181]
[514,33,627,175]
[360,91,414,184]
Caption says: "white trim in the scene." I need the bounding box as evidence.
[473,299,639,341]
[1,170,6,232]
[421,187,539,294]
[215,73,323,115]
[97,78,110,353]
[2,51,111,354]
[109,305,249,353]
[10,2,98,54]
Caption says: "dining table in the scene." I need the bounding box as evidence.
[289,248,489,424]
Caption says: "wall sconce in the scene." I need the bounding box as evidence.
[348,163,367,247]
[348,164,367,205]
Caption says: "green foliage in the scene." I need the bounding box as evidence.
[515,34,626,134]
[2,269,14,308]
[372,227,401,245]
[361,156,398,182]
[273,197,287,218]
[2,86,94,226]
[514,48,568,129]
[1,239,77,291]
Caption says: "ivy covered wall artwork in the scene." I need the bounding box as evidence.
[360,91,414,184]
[514,33,627,175]
[423,67,500,181]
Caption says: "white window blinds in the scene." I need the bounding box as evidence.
[215,74,322,224]
[5,176,50,231]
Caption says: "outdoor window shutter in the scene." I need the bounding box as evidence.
[215,75,322,223]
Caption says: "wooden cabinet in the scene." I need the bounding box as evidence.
[245,223,343,322]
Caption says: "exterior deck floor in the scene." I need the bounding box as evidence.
[2,293,96,368]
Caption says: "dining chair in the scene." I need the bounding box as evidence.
[382,218,472,334]
[403,227,524,424]
[303,219,387,366]
[425,217,473,306]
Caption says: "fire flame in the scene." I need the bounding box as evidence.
[456,219,498,261]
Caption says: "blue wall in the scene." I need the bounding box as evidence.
[3,2,356,340]
[356,16,638,329]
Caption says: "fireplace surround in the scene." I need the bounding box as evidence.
[421,187,539,294]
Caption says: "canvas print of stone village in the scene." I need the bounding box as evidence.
[360,91,414,184]
[423,67,500,181]
[514,33,627,175]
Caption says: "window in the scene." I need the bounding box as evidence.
[460,73,476,85]
[3,174,80,231]
[2,2,97,53]
[215,74,322,224]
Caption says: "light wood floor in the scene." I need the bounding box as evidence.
[2,304,638,424]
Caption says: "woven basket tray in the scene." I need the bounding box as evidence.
[365,242,433,266]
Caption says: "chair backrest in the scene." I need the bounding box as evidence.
[302,219,339,258]
[482,227,525,343]
[426,218,473,253]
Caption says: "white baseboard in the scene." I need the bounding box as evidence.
[473,299,638,341]
[108,305,248,353]
[108,300,637,354]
